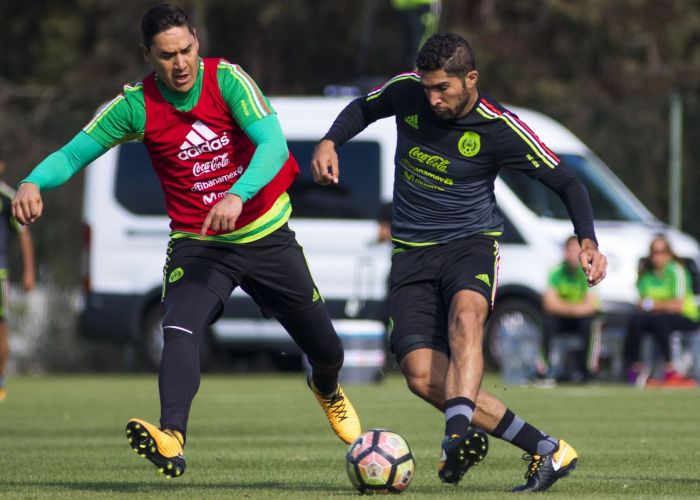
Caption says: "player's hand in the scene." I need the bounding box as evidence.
[311,139,339,185]
[579,238,607,287]
[200,194,243,236]
[12,183,43,225]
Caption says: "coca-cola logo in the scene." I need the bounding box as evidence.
[408,146,450,172]
[192,153,230,177]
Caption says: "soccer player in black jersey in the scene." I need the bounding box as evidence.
[311,33,607,492]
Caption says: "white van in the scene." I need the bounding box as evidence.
[79,96,699,371]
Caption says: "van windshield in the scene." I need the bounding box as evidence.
[287,140,382,220]
[498,153,645,222]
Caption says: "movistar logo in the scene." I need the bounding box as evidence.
[169,267,184,283]
[475,273,490,286]
[178,120,230,160]
[312,288,321,303]
[404,114,419,129]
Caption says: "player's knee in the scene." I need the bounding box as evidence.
[161,286,221,342]
[404,373,428,398]
[449,309,485,342]
[161,307,211,347]
[403,367,437,399]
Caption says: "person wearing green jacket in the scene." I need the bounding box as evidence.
[625,235,698,388]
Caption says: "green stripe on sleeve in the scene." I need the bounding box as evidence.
[83,83,145,148]
[366,73,420,102]
[218,62,274,129]
[476,106,557,169]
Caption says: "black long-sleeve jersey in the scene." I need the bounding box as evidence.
[323,72,597,246]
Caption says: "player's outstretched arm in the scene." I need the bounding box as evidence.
[579,238,607,286]
[311,139,339,185]
[12,183,43,226]
[12,131,109,226]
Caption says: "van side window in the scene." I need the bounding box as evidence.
[115,142,166,215]
[287,140,381,220]
[498,154,642,222]
[113,140,382,220]
[498,168,569,219]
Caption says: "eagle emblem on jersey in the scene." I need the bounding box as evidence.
[168,267,184,284]
[458,131,481,157]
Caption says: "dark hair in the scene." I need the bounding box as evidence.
[416,32,476,77]
[141,4,194,49]
[564,235,579,247]
[639,234,680,275]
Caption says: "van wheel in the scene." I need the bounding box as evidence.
[140,304,213,371]
[484,298,543,370]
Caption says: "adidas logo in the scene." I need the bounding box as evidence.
[404,114,419,129]
[475,274,491,286]
[178,120,230,160]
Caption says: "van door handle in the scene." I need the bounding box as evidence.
[125,229,170,237]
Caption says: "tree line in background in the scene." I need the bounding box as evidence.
[1,0,700,284]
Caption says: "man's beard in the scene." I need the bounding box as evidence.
[433,87,470,120]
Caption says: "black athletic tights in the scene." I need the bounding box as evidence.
[624,311,696,366]
[158,284,343,437]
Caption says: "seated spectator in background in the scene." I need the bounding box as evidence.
[540,235,601,383]
[624,235,698,388]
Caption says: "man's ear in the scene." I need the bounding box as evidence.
[465,70,479,89]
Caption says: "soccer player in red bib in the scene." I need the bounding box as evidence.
[12,3,360,478]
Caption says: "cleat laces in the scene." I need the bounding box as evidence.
[521,453,544,479]
[321,391,348,422]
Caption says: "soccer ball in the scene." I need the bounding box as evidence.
[346,429,415,494]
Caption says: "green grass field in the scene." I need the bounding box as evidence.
[0,374,698,499]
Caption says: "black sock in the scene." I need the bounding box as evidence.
[492,409,558,455]
[311,373,338,395]
[444,397,476,437]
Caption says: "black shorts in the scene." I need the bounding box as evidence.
[162,224,323,318]
[388,235,500,363]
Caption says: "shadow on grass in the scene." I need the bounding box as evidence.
[3,479,504,495]
[2,480,351,494]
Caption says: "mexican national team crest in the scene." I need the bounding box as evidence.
[458,131,481,157]
[169,267,184,283]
